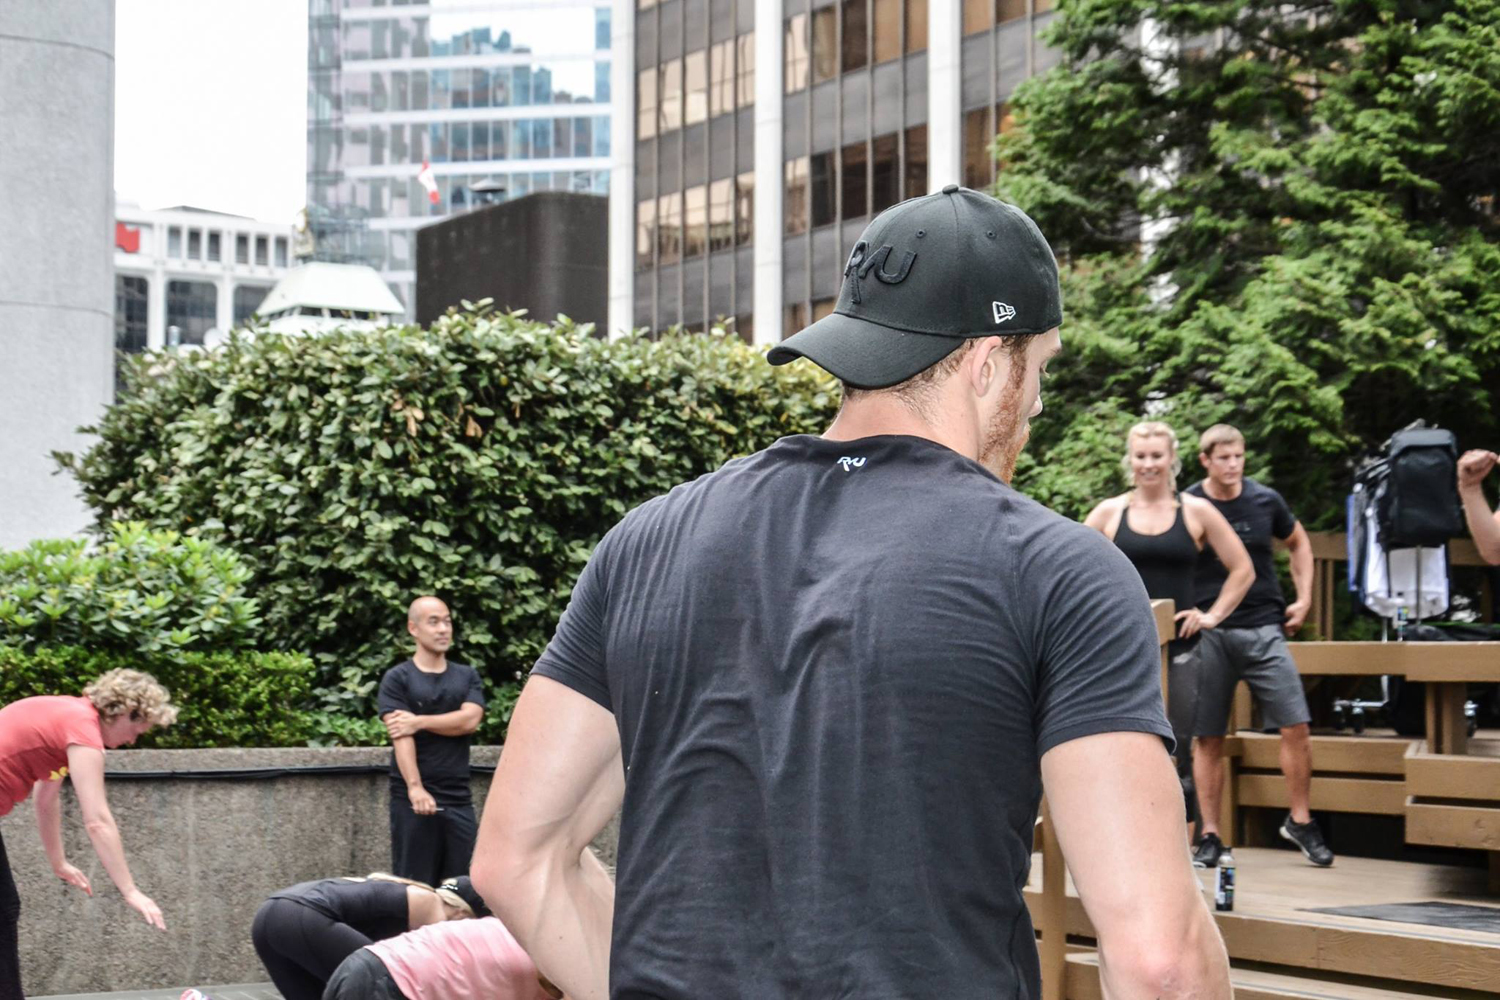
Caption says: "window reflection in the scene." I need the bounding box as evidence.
[233,285,270,326]
[709,178,734,253]
[684,184,707,257]
[841,140,868,220]
[684,50,708,125]
[872,133,900,213]
[810,152,836,228]
[873,0,900,63]
[811,7,838,83]
[710,40,734,118]
[638,68,657,139]
[166,280,217,346]
[997,0,1026,22]
[737,33,756,105]
[842,0,868,74]
[736,171,755,245]
[964,0,991,34]
[114,275,148,354]
[657,191,682,264]
[963,106,995,189]
[785,14,809,93]
[785,156,809,235]
[904,124,928,199]
[659,58,682,132]
[905,0,928,52]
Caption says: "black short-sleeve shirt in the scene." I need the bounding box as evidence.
[532,434,1173,1000]
[1185,478,1298,629]
[377,660,485,804]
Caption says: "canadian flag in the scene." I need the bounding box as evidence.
[417,161,440,205]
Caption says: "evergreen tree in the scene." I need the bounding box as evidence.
[998,0,1500,525]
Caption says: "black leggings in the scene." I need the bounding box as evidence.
[0,831,21,1000]
[322,947,408,1000]
[252,898,375,1000]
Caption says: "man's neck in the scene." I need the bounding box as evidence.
[1203,477,1243,501]
[412,649,448,673]
[823,396,978,463]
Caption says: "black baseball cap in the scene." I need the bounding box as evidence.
[767,185,1061,389]
[438,875,492,918]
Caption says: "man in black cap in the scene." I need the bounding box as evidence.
[473,187,1231,1000]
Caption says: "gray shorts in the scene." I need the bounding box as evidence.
[1193,624,1311,737]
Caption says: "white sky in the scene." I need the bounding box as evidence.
[114,0,308,224]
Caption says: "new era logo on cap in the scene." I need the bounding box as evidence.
[991,301,1016,325]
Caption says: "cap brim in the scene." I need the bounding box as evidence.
[766,311,967,389]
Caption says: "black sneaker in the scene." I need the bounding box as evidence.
[1280,815,1334,867]
[1192,832,1224,868]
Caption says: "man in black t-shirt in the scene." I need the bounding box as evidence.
[473,188,1230,1000]
[377,596,486,885]
[1184,425,1333,868]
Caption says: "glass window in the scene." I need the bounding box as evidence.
[492,68,510,106]
[659,58,682,132]
[843,0,869,75]
[207,232,221,262]
[785,156,809,234]
[710,40,734,118]
[812,297,836,321]
[873,0,900,63]
[235,234,249,264]
[736,170,755,245]
[472,121,489,161]
[573,118,591,157]
[906,0,928,52]
[872,132,900,213]
[554,119,571,159]
[452,68,471,108]
[997,0,1026,22]
[842,140,869,219]
[187,229,202,260]
[595,116,610,157]
[684,50,708,125]
[810,151,836,227]
[166,280,217,345]
[255,236,269,266]
[904,124,928,198]
[963,106,994,189]
[232,285,269,326]
[657,191,681,264]
[275,237,288,267]
[114,275,149,354]
[737,33,756,106]
[515,118,531,158]
[685,184,707,257]
[812,6,838,83]
[637,198,656,270]
[785,300,809,338]
[785,15,809,93]
[709,178,734,252]
[964,0,991,34]
[533,119,552,159]
[168,227,182,257]
[453,121,471,162]
[638,68,657,139]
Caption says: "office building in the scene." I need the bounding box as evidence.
[614,0,1060,342]
[307,0,617,316]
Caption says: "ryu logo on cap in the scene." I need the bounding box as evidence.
[843,241,917,304]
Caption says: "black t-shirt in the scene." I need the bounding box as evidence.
[1185,478,1298,629]
[377,660,485,804]
[532,434,1173,1000]
[269,878,409,942]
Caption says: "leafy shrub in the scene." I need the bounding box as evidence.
[59,311,839,738]
[0,523,260,655]
[0,645,318,748]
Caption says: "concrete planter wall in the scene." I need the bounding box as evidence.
[0,746,618,995]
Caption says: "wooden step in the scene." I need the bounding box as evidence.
[1063,951,1492,1000]
[1026,847,1500,994]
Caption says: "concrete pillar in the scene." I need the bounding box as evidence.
[927,0,962,191]
[752,0,784,345]
[0,1,116,550]
[148,261,168,350]
[607,0,636,339]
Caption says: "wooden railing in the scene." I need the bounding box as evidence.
[1035,598,1176,1000]
[1305,531,1494,640]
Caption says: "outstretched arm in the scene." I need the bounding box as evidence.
[1458,450,1500,565]
[471,676,622,1000]
[66,744,165,929]
[1043,732,1230,999]
[33,778,92,896]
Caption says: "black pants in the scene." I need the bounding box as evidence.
[251,897,374,1000]
[388,795,477,886]
[322,947,408,1000]
[0,831,21,1000]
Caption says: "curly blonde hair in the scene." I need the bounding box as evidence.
[83,669,179,727]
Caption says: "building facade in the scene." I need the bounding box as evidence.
[307,0,617,316]
[618,0,1060,342]
[113,203,298,353]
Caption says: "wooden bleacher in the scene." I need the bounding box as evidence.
[1031,576,1500,1000]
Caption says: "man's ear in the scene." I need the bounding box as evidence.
[966,336,1006,395]
[1198,450,1212,472]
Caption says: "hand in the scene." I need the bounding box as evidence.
[1284,600,1310,636]
[384,710,424,740]
[1174,608,1218,640]
[1458,449,1498,491]
[408,785,438,816]
[53,861,92,896]
[124,888,166,930]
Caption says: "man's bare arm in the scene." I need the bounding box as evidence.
[471,676,623,1000]
[1279,522,1315,634]
[385,702,483,738]
[1043,731,1230,999]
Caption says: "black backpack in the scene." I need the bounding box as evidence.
[1353,422,1463,549]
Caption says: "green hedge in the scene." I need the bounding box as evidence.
[0,645,321,749]
[58,311,839,737]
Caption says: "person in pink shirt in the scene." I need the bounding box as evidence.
[321,899,562,1000]
[0,669,177,1000]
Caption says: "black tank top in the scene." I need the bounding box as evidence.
[269,878,409,942]
[1113,502,1199,652]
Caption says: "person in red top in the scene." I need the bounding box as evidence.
[0,669,178,999]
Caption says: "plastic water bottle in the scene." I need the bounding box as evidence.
[1215,851,1235,912]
